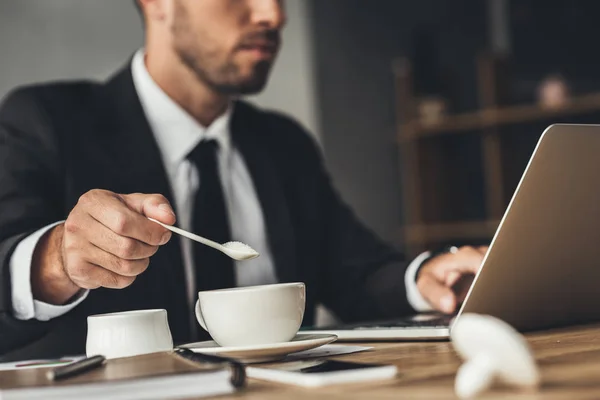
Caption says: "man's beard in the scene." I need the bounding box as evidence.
[171,1,277,95]
[176,48,274,95]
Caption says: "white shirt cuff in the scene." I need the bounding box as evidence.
[404,251,435,312]
[10,221,89,321]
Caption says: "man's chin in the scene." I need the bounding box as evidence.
[211,79,268,96]
[233,61,273,95]
[236,80,270,95]
[215,72,272,96]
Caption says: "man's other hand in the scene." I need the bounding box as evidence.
[416,246,488,314]
[31,190,176,305]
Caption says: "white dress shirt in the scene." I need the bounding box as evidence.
[10,49,432,321]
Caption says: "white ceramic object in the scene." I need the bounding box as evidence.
[149,218,259,261]
[451,313,541,399]
[195,282,306,347]
[181,333,337,363]
[86,309,173,359]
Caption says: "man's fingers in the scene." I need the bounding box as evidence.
[68,261,136,290]
[452,273,476,304]
[443,246,485,274]
[445,270,461,287]
[80,190,172,246]
[417,273,457,314]
[417,244,489,313]
[81,243,151,277]
[73,211,158,260]
[122,193,176,225]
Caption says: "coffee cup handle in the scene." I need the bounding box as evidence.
[195,299,208,331]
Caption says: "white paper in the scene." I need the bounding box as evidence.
[284,344,372,361]
[0,356,85,371]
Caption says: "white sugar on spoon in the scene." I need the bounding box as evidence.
[148,218,259,261]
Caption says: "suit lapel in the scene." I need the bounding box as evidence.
[100,66,175,198]
[99,65,190,340]
[230,103,297,282]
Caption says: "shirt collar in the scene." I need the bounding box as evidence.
[130,49,232,167]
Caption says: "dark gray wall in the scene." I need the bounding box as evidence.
[309,0,487,245]
[0,0,143,96]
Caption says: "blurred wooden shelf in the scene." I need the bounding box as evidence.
[393,53,600,256]
[399,91,600,140]
[403,219,500,244]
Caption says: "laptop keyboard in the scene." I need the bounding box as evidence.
[327,314,454,330]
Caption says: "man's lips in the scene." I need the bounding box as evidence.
[238,42,279,58]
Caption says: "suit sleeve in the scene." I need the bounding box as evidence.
[0,88,66,354]
[317,170,415,322]
[10,221,89,321]
[281,122,415,323]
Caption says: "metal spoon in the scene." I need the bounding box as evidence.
[148,218,259,261]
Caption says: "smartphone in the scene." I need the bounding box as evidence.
[247,360,397,387]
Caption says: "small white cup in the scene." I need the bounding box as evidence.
[195,282,306,347]
[86,309,173,359]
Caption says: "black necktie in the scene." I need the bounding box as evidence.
[187,140,234,293]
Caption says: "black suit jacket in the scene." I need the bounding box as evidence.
[0,65,413,361]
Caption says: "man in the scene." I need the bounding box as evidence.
[0,0,485,360]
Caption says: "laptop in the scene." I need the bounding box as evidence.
[308,124,600,340]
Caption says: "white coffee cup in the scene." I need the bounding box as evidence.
[86,309,174,359]
[195,282,306,347]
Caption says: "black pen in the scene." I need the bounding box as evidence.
[174,347,240,365]
[174,348,246,388]
[46,355,106,381]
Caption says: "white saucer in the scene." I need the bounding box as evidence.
[180,333,338,363]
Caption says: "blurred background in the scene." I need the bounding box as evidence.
[1,0,600,260]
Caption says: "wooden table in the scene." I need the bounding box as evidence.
[220,323,600,399]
